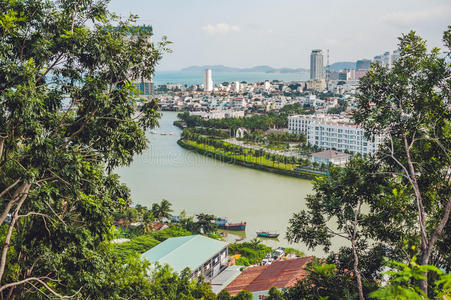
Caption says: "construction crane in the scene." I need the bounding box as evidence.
[326,49,330,90]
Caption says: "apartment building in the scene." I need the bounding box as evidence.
[288,114,381,155]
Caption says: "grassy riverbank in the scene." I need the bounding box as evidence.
[178,139,320,180]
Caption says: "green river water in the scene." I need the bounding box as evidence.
[117,112,344,255]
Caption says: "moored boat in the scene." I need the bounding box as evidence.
[215,218,228,226]
[257,231,279,238]
[222,222,246,231]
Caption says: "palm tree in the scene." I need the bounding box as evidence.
[142,210,155,233]
[157,199,173,221]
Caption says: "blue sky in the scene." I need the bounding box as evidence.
[108,0,451,71]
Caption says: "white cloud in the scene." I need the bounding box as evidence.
[380,5,451,26]
[201,23,240,34]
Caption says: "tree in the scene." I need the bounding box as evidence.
[151,199,173,221]
[194,213,217,234]
[369,256,451,300]
[233,290,253,300]
[354,29,451,295]
[287,158,385,300]
[266,287,284,300]
[0,0,169,297]
[283,259,358,300]
[217,289,233,300]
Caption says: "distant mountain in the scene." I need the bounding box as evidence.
[180,65,308,73]
[329,62,356,71]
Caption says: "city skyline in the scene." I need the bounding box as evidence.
[108,0,451,71]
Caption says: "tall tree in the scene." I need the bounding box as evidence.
[354,28,451,295]
[0,0,169,297]
[287,158,385,300]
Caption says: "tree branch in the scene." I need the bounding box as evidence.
[0,181,25,225]
[0,183,31,283]
[0,276,80,298]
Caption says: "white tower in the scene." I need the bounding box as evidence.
[204,69,213,92]
[310,49,324,80]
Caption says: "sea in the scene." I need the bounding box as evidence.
[152,71,309,86]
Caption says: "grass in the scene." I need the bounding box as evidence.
[184,140,298,171]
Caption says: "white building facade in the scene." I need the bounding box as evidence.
[310,49,324,80]
[204,69,213,92]
[288,114,382,155]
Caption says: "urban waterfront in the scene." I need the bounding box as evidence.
[152,71,309,85]
[117,112,347,254]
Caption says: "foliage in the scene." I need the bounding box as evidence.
[283,259,358,300]
[369,256,451,300]
[151,199,173,221]
[284,248,304,257]
[0,0,172,297]
[217,289,233,300]
[177,104,313,132]
[233,290,253,300]
[286,27,451,298]
[266,287,284,300]
[112,226,191,260]
[354,28,451,295]
[229,239,273,266]
[147,265,216,300]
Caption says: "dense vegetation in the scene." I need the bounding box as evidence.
[112,226,191,260]
[177,102,313,132]
[0,0,449,298]
[228,239,274,266]
[287,29,451,299]
[181,129,328,172]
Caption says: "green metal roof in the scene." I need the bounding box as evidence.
[141,235,227,273]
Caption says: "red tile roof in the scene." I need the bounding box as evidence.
[225,257,312,296]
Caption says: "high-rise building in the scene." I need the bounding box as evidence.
[310,49,324,80]
[356,59,371,70]
[383,52,391,67]
[391,50,401,64]
[204,69,213,92]
[373,55,383,65]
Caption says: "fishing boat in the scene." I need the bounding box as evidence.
[169,132,174,135]
[160,132,167,135]
[257,231,279,238]
[215,218,228,227]
[222,222,246,231]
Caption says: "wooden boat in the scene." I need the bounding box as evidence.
[222,222,246,231]
[215,218,227,226]
[257,231,279,238]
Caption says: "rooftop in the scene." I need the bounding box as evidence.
[225,257,312,296]
[141,235,227,273]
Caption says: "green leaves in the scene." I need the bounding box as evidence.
[369,256,450,300]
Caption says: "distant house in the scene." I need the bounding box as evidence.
[225,257,312,299]
[152,222,169,231]
[141,235,228,280]
[310,150,351,166]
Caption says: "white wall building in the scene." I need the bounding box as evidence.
[310,49,324,80]
[233,81,240,93]
[204,69,213,92]
[288,114,382,155]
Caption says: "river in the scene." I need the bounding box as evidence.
[117,112,340,255]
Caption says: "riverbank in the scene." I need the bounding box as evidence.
[177,139,319,180]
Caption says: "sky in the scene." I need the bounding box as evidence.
[108,0,451,71]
